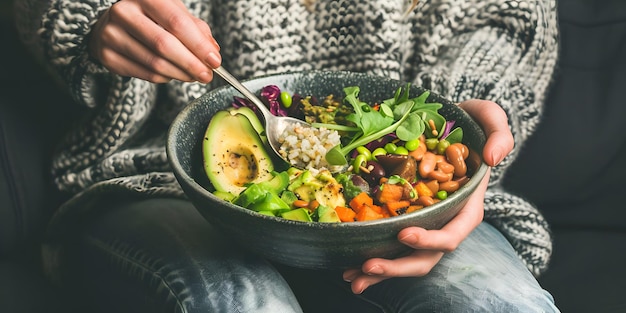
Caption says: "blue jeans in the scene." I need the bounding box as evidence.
[279,222,559,313]
[356,222,559,312]
[47,197,558,312]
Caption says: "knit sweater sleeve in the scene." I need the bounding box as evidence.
[14,0,119,108]
[410,0,558,276]
[13,0,212,193]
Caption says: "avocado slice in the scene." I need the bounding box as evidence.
[281,208,313,222]
[229,107,267,143]
[203,110,274,195]
[316,204,341,223]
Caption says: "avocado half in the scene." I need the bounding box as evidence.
[202,108,274,195]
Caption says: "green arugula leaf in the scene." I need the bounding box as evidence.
[324,84,442,165]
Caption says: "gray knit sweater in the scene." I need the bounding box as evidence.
[15,0,558,276]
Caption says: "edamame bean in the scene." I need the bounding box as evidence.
[426,138,439,150]
[280,91,292,108]
[394,146,409,155]
[356,146,372,160]
[436,190,448,200]
[384,143,397,153]
[353,154,368,173]
[372,147,387,159]
[436,139,450,155]
[404,139,420,151]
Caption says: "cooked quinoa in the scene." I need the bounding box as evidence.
[278,123,341,172]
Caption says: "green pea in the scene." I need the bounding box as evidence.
[425,138,439,151]
[384,143,398,153]
[352,154,368,173]
[372,147,387,159]
[361,104,371,112]
[404,139,420,151]
[280,91,292,108]
[355,146,372,160]
[394,146,409,155]
[436,139,450,155]
[436,190,448,200]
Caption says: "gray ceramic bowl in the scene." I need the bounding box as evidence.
[167,71,488,270]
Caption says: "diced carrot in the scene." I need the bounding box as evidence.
[424,180,439,195]
[349,192,374,213]
[355,205,384,221]
[376,183,404,204]
[384,200,411,216]
[406,205,424,214]
[415,181,434,197]
[370,204,384,214]
[335,206,357,222]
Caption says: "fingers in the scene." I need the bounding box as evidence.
[89,0,220,83]
[458,99,514,166]
[341,169,491,294]
[342,250,444,294]
[93,12,191,82]
[141,0,222,68]
[395,168,488,254]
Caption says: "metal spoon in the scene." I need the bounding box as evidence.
[212,66,314,169]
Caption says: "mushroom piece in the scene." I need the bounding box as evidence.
[390,156,418,182]
[376,154,409,172]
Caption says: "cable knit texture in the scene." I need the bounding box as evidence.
[15,0,558,276]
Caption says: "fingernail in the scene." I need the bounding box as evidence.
[207,52,221,67]
[491,148,504,166]
[211,37,220,50]
[354,286,364,295]
[366,265,383,275]
[399,233,417,245]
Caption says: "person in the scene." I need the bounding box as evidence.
[14,0,560,312]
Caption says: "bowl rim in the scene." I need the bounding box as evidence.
[166,70,489,229]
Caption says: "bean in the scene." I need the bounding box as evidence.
[353,154,368,174]
[280,91,292,108]
[426,138,439,150]
[439,181,460,193]
[436,139,450,155]
[384,142,398,153]
[451,143,469,159]
[372,147,387,159]
[409,138,427,161]
[436,190,448,200]
[394,146,409,155]
[419,151,437,178]
[356,146,372,160]
[428,170,452,183]
[437,160,455,174]
[454,176,470,186]
[308,199,320,210]
[445,144,467,177]
[417,195,435,207]
[293,200,309,208]
[404,138,420,151]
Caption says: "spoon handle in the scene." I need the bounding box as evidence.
[212,66,272,118]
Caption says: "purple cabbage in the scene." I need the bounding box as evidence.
[260,85,288,116]
[440,120,456,139]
